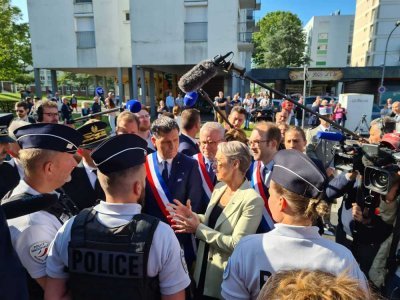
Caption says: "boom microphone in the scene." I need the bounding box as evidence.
[316,131,345,142]
[1,193,58,219]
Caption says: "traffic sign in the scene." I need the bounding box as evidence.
[95,86,104,96]
[378,86,386,94]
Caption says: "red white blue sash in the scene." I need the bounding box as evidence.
[193,153,214,201]
[249,161,275,232]
[145,152,173,223]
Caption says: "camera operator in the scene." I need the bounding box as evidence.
[334,117,399,279]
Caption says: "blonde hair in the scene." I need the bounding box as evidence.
[19,148,58,177]
[257,270,373,300]
[217,141,251,174]
[272,181,328,222]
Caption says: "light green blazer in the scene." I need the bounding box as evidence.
[193,179,263,299]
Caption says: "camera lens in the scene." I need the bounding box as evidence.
[370,171,388,189]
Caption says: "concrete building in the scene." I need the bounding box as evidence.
[351,0,400,67]
[304,14,354,68]
[27,0,260,111]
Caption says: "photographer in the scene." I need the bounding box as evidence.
[334,118,399,279]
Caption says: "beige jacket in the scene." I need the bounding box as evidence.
[193,180,264,299]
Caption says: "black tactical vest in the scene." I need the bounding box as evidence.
[1,191,77,300]
[68,208,161,300]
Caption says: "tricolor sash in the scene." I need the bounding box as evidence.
[249,161,275,232]
[193,153,214,201]
[145,152,173,223]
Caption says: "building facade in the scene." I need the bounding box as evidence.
[351,0,400,67]
[304,14,354,68]
[27,0,260,107]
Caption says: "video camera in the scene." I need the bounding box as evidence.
[332,135,400,195]
[250,107,274,123]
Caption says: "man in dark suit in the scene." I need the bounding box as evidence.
[178,108,201,157]
[144,117,205,266]
[62,120,109,211]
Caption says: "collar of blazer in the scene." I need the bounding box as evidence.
[207,179,251,229]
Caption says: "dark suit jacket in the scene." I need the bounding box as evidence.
[0,161,20,200]
[144,152,205,265]
[62,161,104,211]
[178,134,200,157]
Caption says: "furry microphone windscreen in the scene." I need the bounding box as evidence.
[178,60,219,93]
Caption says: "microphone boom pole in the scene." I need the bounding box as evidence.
[71,107,123,123]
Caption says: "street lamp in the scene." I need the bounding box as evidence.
[379,20,400,102]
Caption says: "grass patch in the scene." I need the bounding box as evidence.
[0,92,21,101]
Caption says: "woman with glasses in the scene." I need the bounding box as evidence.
[168,141,263,299]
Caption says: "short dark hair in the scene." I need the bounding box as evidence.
[254,121,281,148]
[16,101,29,110]
[181,108,200,131]
[151,117,180,138]
[230,106,246,116]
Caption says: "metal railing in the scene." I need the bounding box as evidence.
[238,32,252,43]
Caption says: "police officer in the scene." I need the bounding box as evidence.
[5,123,83,299]
[45,134,190,300]
[221,149,368,299]
[0,113,29,300]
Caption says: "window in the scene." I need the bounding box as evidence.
[75,0,92,3]
[125,12,130,21]
[317,44,328,55]
[76,31,96,48]
[318,33,328,43]
[316,61,326,66]
[184,22,207,41]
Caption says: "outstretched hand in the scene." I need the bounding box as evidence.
[167,199,200,233]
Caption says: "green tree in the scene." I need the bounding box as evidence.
[0,0,32,81]
[253,11,306,68]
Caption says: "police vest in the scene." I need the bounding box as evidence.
[68,208,161,300]
[1,191,77,300]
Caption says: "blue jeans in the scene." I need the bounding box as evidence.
[245,112,250,128]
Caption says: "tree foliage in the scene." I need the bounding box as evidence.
[253,11,306,68]
[0,0,32,81]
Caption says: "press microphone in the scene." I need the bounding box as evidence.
[316,131,345,142]
[1,193,58,220]
[178,52,234,93]
[183,92,198,108]
[125,99,142,113]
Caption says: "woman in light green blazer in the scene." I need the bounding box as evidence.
[169,141,263,299]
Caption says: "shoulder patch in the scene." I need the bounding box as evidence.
[223,258,231,280]
[29,241,50,263]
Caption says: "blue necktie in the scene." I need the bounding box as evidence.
[162,161,169,183]
[206,162,215,183]
[262,166,269,185]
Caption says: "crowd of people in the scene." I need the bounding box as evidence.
[1,90,400,300]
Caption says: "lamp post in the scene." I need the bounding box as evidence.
[379,20,400,103]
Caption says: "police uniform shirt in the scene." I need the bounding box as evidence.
[7,179,62,279]
[221,224,368,300]
[46,201,191,296]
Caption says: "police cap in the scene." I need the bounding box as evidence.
[14,123,83,154]
[77,121,109,149]
[0,113,15,143]
[91,134,147,175]
[271,149,325,199]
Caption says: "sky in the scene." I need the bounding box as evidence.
[255,0,356,24]
[11,0,356,25]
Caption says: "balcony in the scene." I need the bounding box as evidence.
[238,32,253,51]
[239,0,261,10]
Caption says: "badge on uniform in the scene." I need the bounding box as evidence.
[223,258,231,280]
[30,241,50,263]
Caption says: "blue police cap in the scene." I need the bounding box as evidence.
[271,149,325,199]
[91,134,147,175]
[14,123,83,154]
[0,113,15,143]
[76,121,109,149]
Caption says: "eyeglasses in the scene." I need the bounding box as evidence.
[43,113,59,117]
[138,114,150,119]
[248,140,268,146]
[15,110,25,113]
[200,140,222,146]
